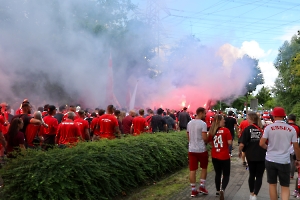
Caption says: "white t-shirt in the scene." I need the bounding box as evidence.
[263,120,297,164]
[187,119,207,153]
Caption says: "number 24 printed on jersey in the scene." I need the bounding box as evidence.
[213,135,223,148]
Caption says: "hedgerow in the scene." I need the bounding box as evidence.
[0,132,188,200]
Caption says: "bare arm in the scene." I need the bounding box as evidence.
[114,126,121,138]
[84,128,90,140]
[293,142,300,160]
[130,124,134,134]
[202,132,208,143]
[259,138,268,150]
[30,118,42,125]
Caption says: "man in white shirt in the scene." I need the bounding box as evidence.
[260,107,300,200]
[187,107,208,197]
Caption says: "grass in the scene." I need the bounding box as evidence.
[120,155,214,200]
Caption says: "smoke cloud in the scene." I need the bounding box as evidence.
[0,0,258,112]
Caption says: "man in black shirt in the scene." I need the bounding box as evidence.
[225,111,238,156]
[178,107,191,130]
[151,108,167,133]
[54,105,66,124]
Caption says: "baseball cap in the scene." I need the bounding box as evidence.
[271,107,286,117]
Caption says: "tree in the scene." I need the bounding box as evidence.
[274,33,300,113]
[256,86,272,107]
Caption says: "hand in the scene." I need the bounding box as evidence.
[238,151,242,158]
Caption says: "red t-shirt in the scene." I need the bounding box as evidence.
[238,120,250,138]
[211,127,232,160]
[74,118,89,140]
[91,117,99,136]
[25,124,44,147]
[122,115,133,134]
[0,112,9,134]
[132,116,148,135]
[42,115,59,135]
[145,115,152,132]
[0,115,4,135]
[56,119,81,145]
[98,114,118,139]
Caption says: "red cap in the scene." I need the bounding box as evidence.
[271,107,286,117]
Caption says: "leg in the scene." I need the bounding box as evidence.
[212,158,222,191]
[280,186,290,200]
[200,168,207,180]
[242,152,246,164]
[253,161,265,195]
[290,154,295,178]
[221,159,231,191]
[247,161,256,194]
[189,170,196,183]
[269,184,278,200]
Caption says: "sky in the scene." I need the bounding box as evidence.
[134,0,300,91]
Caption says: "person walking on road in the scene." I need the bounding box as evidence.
[209,114,232,200]
[239,111,266,200]
[187,107,208,197]
[260,107,300,200]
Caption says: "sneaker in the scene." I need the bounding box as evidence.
[198,186,208,195]
[191,190,199,197]
[243,162,247,166]
[252,195,257,200]
[293,190,298,197]
[219,190,224,200]
[216,191,220,196]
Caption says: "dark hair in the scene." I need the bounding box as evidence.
[139,109,145,116]
[288,114,296,121]
[7,118,23,146]
[107,105,114,113]
[98,109,105,116]
[114,110,121,116]
[59,105,66,112]
[228,111,234,116]
[37,107,43,112]
[43,104,49,111]
[78,110,85,116]
[91,112,97,117]
[209,114,223,137]
[196,107,205,115]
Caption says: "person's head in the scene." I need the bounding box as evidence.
[196,107,206,120]
[98,109,105,116]
[157,108,164,115]
[114,109,121,117]
[43,104,49,112]
[48,105,56,116]
[67,112,76,120]
[91,112,97,117]
[59,105,66,113]
[0,102,8,112]
[78,110,85,118]
[163,112,167,116]
[209,114,225,136]
[33,111,43,120]
[272,107,286,120]
[107,105,114,114]
[139,109,145,116]
[8,118,24,143]
[288,114,296,122]
[149,109,154,115]
[37,107,43,112]
[247,111,259,125]
[22,103,31,114]
[183,107,187,111]
[228,111,234,116]
[69,105,76,112]
[129,110,136,117]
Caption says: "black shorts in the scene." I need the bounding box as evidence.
[265,160,290,187]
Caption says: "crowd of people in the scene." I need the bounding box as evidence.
[1,99,300,200]
[0,99,200,160]
[187,106,300,200]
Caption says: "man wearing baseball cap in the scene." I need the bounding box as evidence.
[260,107,300,200]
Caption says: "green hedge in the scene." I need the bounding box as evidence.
[0,132,188,200]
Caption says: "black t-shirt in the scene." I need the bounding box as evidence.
[11,114,32,134]
[151,115,167,132]
[163,116,175,131]
[54,113,64,124]
[178,112,191,128]
[240,124,266,162]
[169,114,176,120]
[225,116,237,136]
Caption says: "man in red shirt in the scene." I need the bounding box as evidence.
[122,110,135,134]
[62,105,79,122]
[131,109,148,135]
[98,105,120,139]
[91,109,105,141]
[42,105,59,150]
[238,119,250,166]
[145,109,154,133]
[25,111,45,148]
[56,112,81,147]
[74,110,90,141]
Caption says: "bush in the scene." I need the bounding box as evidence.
[0,132,188,200]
